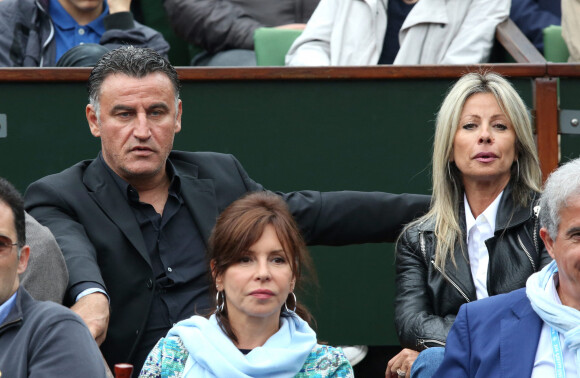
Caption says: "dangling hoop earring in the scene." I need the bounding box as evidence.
[215,290,225,313]
[516,160,520,182]
[284,292,297,313]
[447,161,453,179]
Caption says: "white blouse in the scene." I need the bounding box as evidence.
[464,191,503,300]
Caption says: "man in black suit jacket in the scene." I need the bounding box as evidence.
[24,46,429,372]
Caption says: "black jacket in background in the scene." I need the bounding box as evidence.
[164,0,319,53]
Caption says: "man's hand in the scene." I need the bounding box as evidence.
[386,348,419,378]
[71,292,110,346]
[107,0,131,14]
[275,23,307,31]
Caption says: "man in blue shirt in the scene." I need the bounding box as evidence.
[0,0,169,67]
[0,177,107,377]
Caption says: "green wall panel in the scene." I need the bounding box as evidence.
[558,78,580,164]
[0,77,536,345]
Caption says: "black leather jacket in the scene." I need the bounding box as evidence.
[394,184,552,350]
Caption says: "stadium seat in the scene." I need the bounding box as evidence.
[254,28,303,66]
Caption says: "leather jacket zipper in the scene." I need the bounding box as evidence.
[419,230,427,260]
[517,234,537,271]
[430,260,471,303]
[417,338,446,349]
[420,231,471,303]
[533,205,541,254]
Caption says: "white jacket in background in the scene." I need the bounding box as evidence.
[286,0,510,66]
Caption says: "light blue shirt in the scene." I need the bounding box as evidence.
[49,0,108,61]
[0,291,18,325]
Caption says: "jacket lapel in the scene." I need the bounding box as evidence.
[419,216,477,301]
[434,210,477,301]
[500,294,543,377]
[494,182,537,231]
[83,159,150,264]
[82,156,220,264]
[401,0,448,31]
[174,161,218,245]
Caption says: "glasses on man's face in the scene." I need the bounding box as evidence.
[0,234,18,256]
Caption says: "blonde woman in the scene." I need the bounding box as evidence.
[387,72,552,378]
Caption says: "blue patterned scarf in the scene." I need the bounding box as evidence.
[526,260,580,373]
[167,314,317,377]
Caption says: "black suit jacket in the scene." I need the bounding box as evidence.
[24,150,429,367]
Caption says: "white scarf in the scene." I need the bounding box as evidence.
[168,314,317,377]
[526,260,580,372]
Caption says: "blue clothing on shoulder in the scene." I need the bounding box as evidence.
[510,0,561,52]
[50,0,107,61]
[433,288,543,377]
[0,292,16,325]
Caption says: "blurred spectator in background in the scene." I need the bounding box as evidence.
[562,0,580,62]
[19,213,68,304]
[0,0,169,67]
[286,0,509,66]
[163,0,318,66]
[510,0,561,54]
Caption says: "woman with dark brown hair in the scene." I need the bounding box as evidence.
[139,191,353,377]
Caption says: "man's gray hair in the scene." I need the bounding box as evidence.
[540,158,580,239]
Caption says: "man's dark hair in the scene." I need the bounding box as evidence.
[0,178,25,247]
[87,46,181,108]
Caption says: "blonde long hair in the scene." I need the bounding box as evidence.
[413,72,542,270]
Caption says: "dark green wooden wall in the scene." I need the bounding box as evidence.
[0,77,536,345]
[559,78,580,165]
